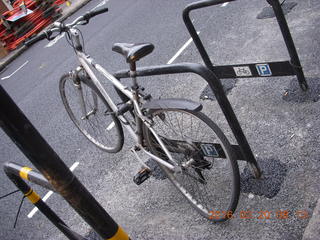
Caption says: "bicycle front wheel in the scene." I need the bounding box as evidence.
[59,73,124,153]
[143,109,240,221]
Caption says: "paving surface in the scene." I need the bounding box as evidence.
[302,199,320,240]
[0,0,319,240]
[257,1,297,19]
[283,77,320,103]
[240,158,288,199]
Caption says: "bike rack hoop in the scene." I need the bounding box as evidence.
[114,62,262,178]
[3,162,87,240]
[182,0,309,90]
[4,162,55,191]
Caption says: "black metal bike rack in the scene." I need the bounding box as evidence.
[116,0,310,178]
[183,0,308,90]
[0,86,130,240]
[115,0,308,178]
[180,0,310,173]
[114,63,260,176]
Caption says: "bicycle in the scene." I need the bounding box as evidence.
[25,7,240,222]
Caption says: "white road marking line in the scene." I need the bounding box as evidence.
[221,2,229,7]
[27,162,80,218]
[106,121,115,131]
[91,0,108,11]
[44,33,65,48]
[167,31,200,64]
[69,162,80,171]
[1,61,29,80]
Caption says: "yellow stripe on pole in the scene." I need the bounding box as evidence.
[25,189,41,204]
[19,166,32,180]
[107,227,129,240]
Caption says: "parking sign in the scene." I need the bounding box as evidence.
[256,64,272,76]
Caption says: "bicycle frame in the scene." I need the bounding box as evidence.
[69,29,178,172]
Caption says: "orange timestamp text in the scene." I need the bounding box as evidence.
[209,210,310,220]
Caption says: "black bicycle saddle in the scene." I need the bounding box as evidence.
[112,42,154,63]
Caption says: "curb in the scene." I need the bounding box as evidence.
[0,0,92,72]
[302,198,320,240]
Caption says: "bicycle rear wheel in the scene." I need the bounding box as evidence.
[59,73,124,153]
[143,109,240,221]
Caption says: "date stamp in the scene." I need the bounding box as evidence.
[209,210,310,220]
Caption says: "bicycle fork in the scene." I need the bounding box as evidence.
[72,69,98,120]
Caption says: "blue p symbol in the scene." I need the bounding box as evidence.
[256,64,272,76]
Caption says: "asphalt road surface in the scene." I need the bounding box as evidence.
[1,0,320,239]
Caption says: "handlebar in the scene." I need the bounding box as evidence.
[83,7,108,21]
[25,31,52,46]
[24,7,108,46]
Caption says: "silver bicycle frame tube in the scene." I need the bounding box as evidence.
[75,50,177,171]
[77,52,137,141]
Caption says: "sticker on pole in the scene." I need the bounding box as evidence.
[256,64,272,76]
[233,66,252,77]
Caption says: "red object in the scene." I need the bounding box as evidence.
[0,0,65,51]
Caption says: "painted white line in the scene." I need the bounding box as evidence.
[27,162,80,218]
[106,121,115,131]
[91,0,108,11]
[167,31,200,64]
[1,61,29,80]
[44,33,65,48]
[221,2,229,7]
[69,162,80,171]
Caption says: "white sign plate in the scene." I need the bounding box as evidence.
[233,66,252,77]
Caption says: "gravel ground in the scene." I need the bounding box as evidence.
[0,0,319,239]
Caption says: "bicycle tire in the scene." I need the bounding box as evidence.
[59,73,124,153]
[143,109,240,221]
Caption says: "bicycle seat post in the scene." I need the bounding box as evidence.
[111,43,154,93]
[128,60,144,146]
[111,42,155,145]
[129,61,138,92]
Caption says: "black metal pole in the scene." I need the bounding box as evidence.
[0,86,130,240]
[267,0,308,91]
[182,0,261,178]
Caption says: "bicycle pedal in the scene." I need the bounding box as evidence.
[133,168,151,185]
